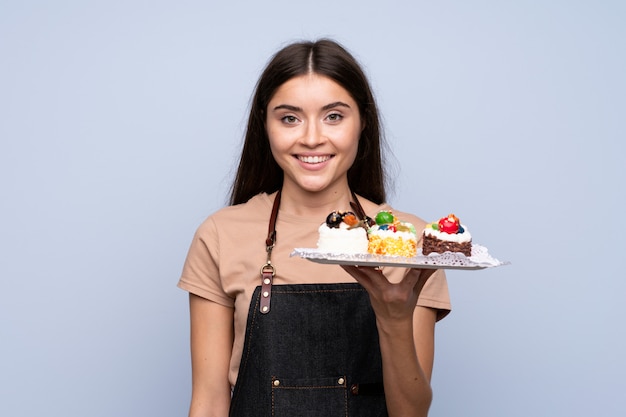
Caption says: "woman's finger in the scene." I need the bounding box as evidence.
[341,265,387,290]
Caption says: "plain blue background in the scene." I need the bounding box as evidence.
[1,1,624,416]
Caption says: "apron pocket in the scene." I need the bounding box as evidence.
[271,376,347,417]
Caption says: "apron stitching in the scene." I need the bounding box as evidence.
[344,378,349,417]
[270,378,349,417]
[271,288,366,295]
[236,290,260,394]
[271,376,275,417]
[274,386,346,390]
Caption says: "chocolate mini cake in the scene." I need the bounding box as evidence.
[422,214,472,256]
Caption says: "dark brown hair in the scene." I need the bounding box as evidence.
[229,39,387,205]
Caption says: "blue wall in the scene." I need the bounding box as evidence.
[1,1,624,415]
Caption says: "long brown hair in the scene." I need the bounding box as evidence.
[229,39,387,205]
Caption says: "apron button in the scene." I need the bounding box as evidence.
[273,379,280,387]
[263,291,269,297]
[337,378,345,385]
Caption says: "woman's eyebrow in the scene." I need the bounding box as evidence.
[321,101,351,111]
[272,104,301,112]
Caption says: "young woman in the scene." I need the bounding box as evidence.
[178,39,451,417]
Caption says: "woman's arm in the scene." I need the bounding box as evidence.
[188,293,234,417]
[341,266,437,417]
[377,305,437,416]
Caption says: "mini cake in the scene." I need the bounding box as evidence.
[317,211,369,254]
[367,211,418,257]
[422,214,472,256]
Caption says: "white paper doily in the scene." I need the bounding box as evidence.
[290,244,509,270]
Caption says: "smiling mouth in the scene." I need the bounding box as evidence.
[297,155,332,164]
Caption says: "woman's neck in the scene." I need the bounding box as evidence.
[277,183,354,218]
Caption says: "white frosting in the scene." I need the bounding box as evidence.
[424,225,472,243]
[368,228,417,242]
[317,223,369,254]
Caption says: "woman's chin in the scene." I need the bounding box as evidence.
[289,178,348,195]
[297,183,328,193]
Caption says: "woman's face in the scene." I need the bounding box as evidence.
[266,74,362,195]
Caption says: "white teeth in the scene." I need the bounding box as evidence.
[299,155,330,164]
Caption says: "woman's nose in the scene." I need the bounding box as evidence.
[300,121,325,146]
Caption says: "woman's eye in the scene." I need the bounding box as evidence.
[282,115,298,124]
[327,113,343,122]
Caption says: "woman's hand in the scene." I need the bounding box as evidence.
[340,265,436,323]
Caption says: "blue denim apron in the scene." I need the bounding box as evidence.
[229,191,387,416]
[229,283,387,416]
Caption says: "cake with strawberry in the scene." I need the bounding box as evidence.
[317,211,369,254]
[422,214,472,256]
[367,211,418,257]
